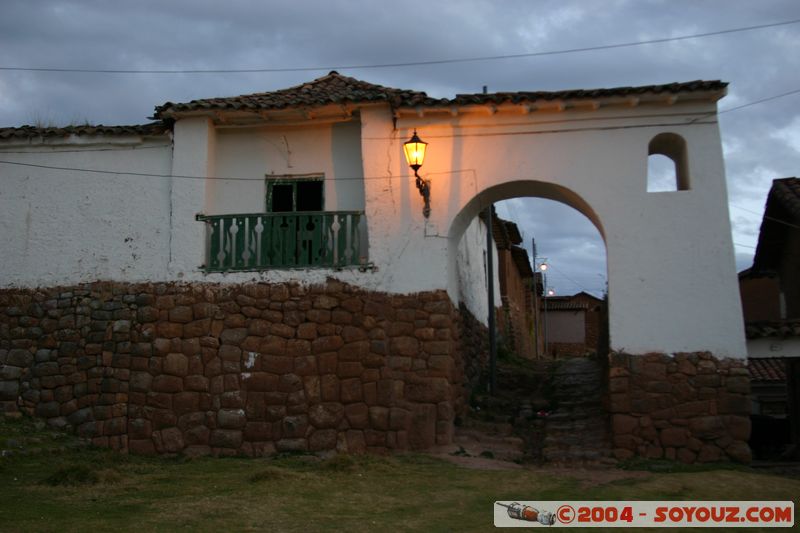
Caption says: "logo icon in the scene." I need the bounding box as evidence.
[496,502,556,526]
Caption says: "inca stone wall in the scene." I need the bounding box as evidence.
[0,282,752,464]
[0,281,473,456]
[609,352,751,463]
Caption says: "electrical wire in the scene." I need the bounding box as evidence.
[1,18,797,74]
[730,203,800,231]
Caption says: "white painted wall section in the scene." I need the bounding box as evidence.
[0,136,172,286]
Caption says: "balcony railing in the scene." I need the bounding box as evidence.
[197,211,366,271]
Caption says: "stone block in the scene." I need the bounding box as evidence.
[345,403,369,428]
[408,403,437,450]
[282,415,309,438]
[7,349,32,367]
[129,439,156,455]
[246,372,279,392]
[185,375,209,392]
[316,353,337,374]
[285,340,311,357]
[220,328,248,346]
[338,362,363,378]
[297,323,317,340]
[163,353,189,377]
[346,430,366,454]
[339,341,369,361]
[369,406,390,430]
[173,392,200,415]
[340,378,362,403]
[313,335,343,353]
[406,378,449,403]
[309,403,344,429]
[612,414,638,435]
[152,375,183,393]
[660,427,688,447]
[270,323,295,339]
[130,371,153,393]
[725,441,752,463]
[697,444,722,463]
[675,400,711,418]
[309,429,338,451]
[689,416,726,439]
[390,336,419,356]
[262,356,293,375]
[184,318,211,338]
[313,295,338,310]
[210,429,242,449]
[724,415,751,441]
[718,393,749,415]
[156,322,183,338]
[276,438,308,452]
[241,420,271,441]
[0,381,20,400]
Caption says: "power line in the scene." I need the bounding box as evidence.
[719,88,800,115]
[730,203,800,231]
[1,19,798,75]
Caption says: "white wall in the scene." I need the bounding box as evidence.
[456,216,501,325]
[0,135,173,286]
[748,338,800,359]
[0,94,746,358]
[209,120,364,215]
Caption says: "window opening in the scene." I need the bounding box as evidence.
[647,132,689,192]
[266,175,324,212]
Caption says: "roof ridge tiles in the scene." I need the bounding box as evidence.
[153,73,727,119]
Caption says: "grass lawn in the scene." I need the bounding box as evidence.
[1,416,798,532]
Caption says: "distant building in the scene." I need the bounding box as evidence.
[739,177,800,459]
[541,292,605,358]
[484,211,537,359]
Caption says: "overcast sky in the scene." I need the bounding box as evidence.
[1,0,798,297]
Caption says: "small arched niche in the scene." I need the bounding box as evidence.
[647,132,689,192]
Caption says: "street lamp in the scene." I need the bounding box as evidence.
[403,129,431,218]
[536,260,554,357]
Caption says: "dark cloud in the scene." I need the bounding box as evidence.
[1,0,798,292]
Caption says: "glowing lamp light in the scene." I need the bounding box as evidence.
[547,289,555,296]
[403,129,431,218]
[403,130,428,172]
[539,263,548,272]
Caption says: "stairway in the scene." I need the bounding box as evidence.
[459,356,615,466]
[541,357,615,465]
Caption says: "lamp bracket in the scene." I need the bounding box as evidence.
[414,169,431,218]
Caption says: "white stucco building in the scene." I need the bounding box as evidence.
[0,72,744,357]
[0,72,752,462]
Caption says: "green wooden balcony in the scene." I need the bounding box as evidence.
[196,211,366,271]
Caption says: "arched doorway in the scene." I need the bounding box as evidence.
[449,180,614,463]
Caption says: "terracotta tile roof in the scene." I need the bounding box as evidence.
[745,321,800,339]
[450,80,727,106]
[770,177,800,219]
[0,123,168,140]
[542,292,604,311]
[542,299,590,311]
[510,246,534,279]
[748,358,787,382]
[154,71,440,118]
[752,177,800,272]
[154,71,727,118]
